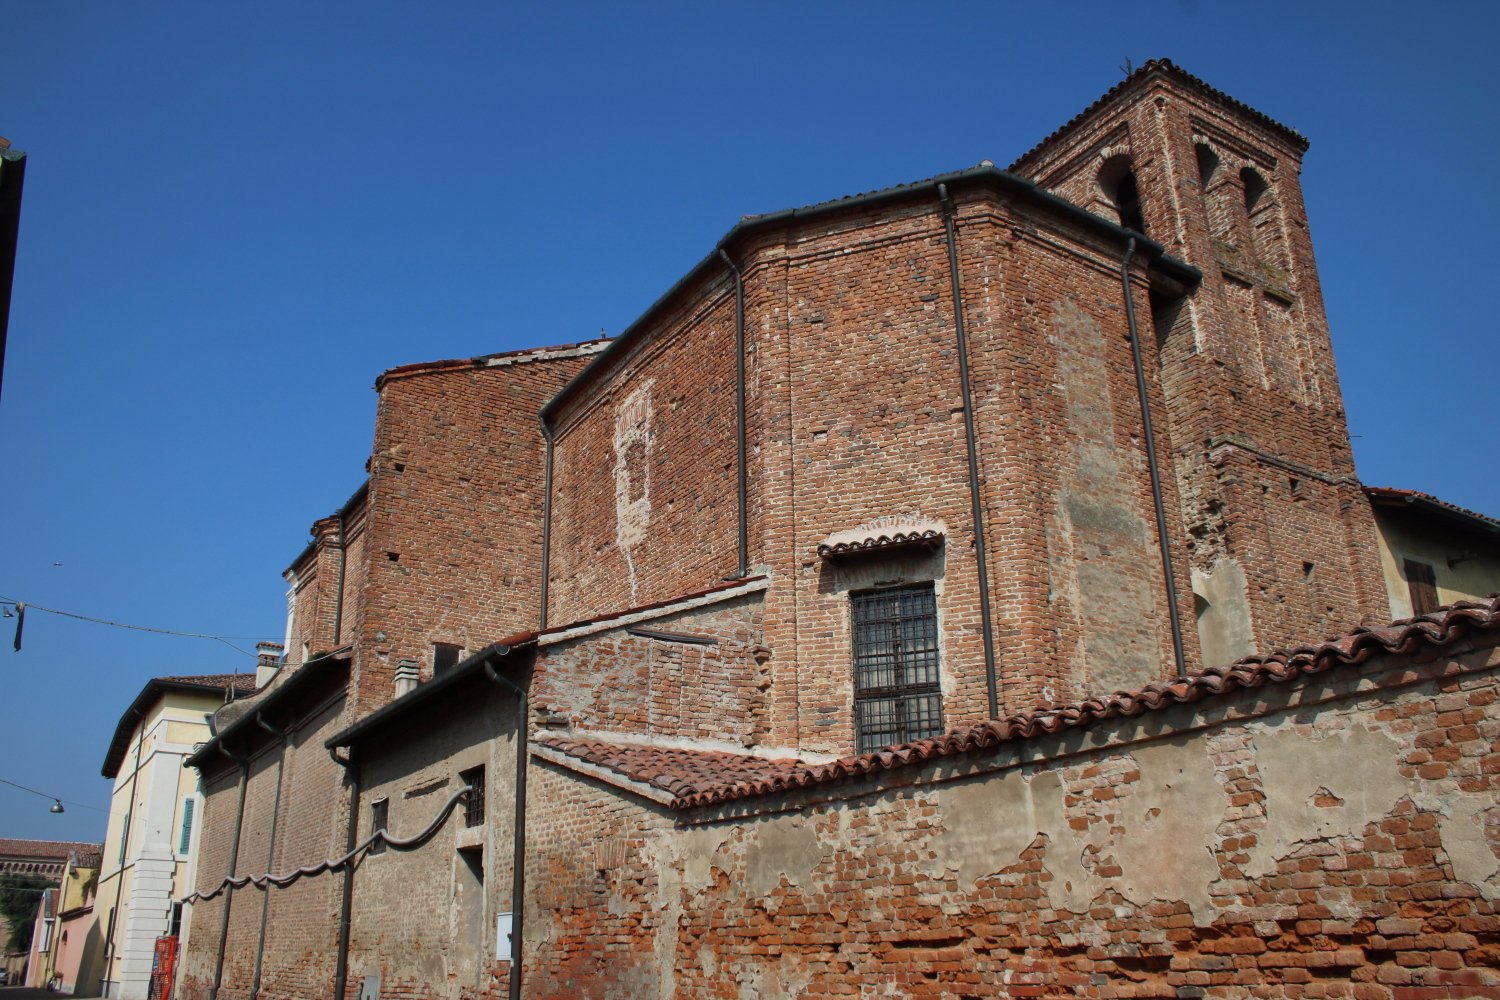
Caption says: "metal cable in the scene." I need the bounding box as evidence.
[182,786,469,904]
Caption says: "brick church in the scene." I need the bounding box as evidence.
[175,60,1500,999]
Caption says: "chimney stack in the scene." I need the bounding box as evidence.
[394,659,420,698]
[256,641,285,688]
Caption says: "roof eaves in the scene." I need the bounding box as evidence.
[101,676,255,778]
[282,481,370,578]
[1010,58,1309,174]
[324,635,537,749]
[540,164,1199,426]
[185,648,352,770]
[1365,486,1500,534]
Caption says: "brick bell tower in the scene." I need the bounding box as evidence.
[1012,60,1389,667]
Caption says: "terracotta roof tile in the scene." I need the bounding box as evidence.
[160,673,259,693]
[1365,485,1500,531]
[0,839,105,861]
[532,738,805,800]
[553,597,1500,811]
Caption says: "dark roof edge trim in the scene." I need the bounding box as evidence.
[540,164,1200,426]
[101,678,252,779]
[324,637,536,750]
[1365,486,1500,534]
[184,648,353,770]
[282,480,371,578]
[1010,59,1309,174]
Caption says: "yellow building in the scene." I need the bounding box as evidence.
[97,673,255,1000]
[1367,487,1500,618]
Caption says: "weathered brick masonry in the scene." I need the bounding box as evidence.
[528,602,1500,999]
[179,60,1500,999]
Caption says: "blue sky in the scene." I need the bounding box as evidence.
[2,2,1497,840]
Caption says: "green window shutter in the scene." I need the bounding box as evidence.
[178,798,195,854]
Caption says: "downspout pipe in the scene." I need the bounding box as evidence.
[1120,237,1189,678]
[248,715,289,1000]
[937,184,1000,720]
[538,417,556,631]
[329,747,359,1000]
[210,743,251,1000]
[483,652,528,1000]
[718,248,750,579]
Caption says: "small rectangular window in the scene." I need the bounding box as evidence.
[369,799,389,855]
[460,766,485,828]
[178,798,196,855]
[852,584,944,754]
[1404,558,1440,615]
[433,643,463,676]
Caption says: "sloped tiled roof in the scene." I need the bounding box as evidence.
[1010,58,1309,174]
[543,597,1500,811]
[1365,486,1500,533]
[101,672,258,779]
[533,738,805,801]
[0,839,103,861]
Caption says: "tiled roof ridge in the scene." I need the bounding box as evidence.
[1010,58,1308,174]
[1365,485,1500,530]
[533,736,804,800]
[159,672,258,692]
[0,838,106,858]
[673,595,1500,809]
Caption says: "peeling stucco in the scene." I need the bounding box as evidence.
[1046,297,1158,693]
[1192,556,1255,669]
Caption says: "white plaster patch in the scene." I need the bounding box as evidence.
[614,382,654,600]
[1246,722,1412,879]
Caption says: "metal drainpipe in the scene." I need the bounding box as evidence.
[1120,237,1189,678]
[329,747,359,1000]
[248,715,288,1000]
[483,655,528,1000]
[103,726,145,994]
[718,248,750,579]
[937,184,1000,720]
[538,417,556,631]
[210,743,251,1000]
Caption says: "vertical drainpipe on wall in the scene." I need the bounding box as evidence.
[718,248,750,579]
[538,418,556,631]
[103,729,145,995]
[248,714,288,1000]
[937,184,1000,720]
[1120,237,1188,678]
[209,744,251,1000]
[329,747,359,1000]
[483,653,528,1000]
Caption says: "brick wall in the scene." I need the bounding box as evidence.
[348,344,603,718]
[178,689,349,1000]
[545,287,740,626]
[1012,64,1391,662]
[523,635,1500,998]
[532,593,767,747]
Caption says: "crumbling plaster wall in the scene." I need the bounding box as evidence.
[528,640,1500,997]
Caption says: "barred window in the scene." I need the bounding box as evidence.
[460,766,485,828]
[369,799,389,855]
[852,584,943,754]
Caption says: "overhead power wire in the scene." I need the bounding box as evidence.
[0,595,272,657]
[181,786,470,904]
[0,775,111,814]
